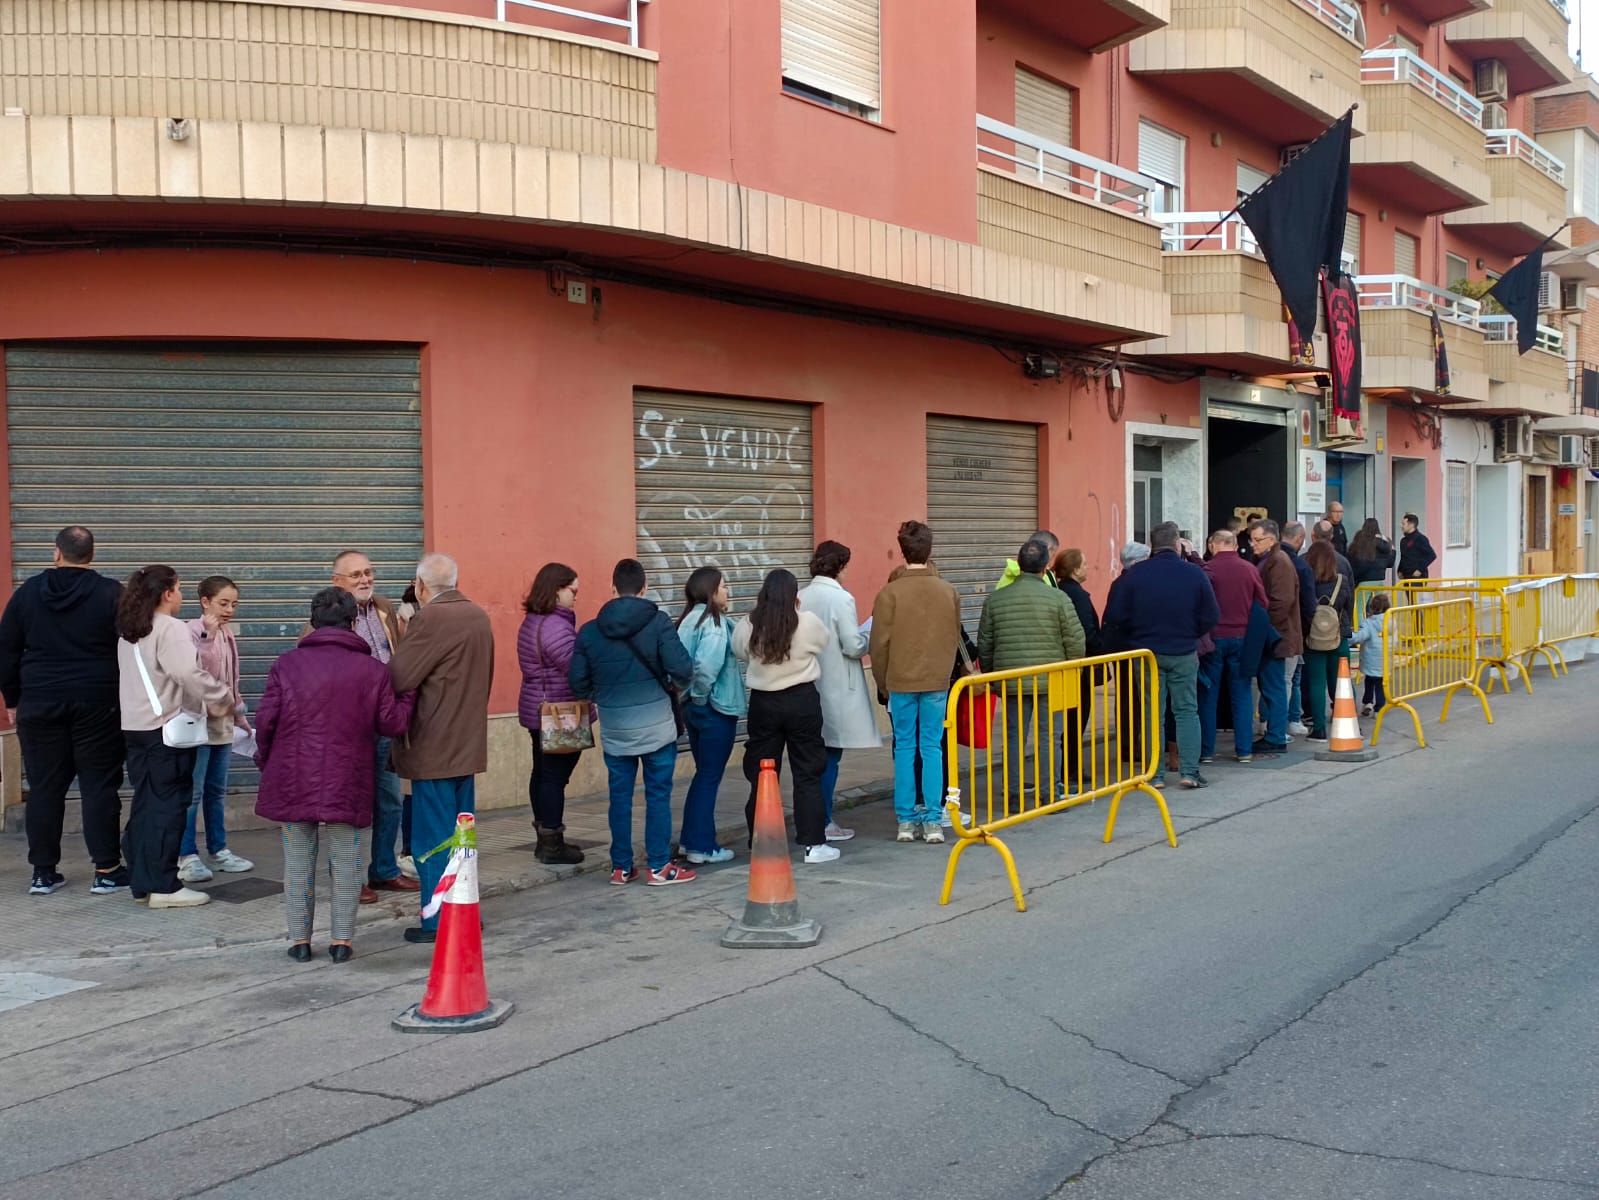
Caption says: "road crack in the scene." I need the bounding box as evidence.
[1041,1016,1196,1089]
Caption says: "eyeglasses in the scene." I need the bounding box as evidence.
[336,568,375,580]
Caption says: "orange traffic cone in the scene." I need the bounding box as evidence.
[721,759,822,949]
[393,814,515,1032]
[1315,658,1378,763]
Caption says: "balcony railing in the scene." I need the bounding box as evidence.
[1355,274,1484,326]
[1570,361,1599,414]
[1360,49,1484,126]
[976,115,1159,217]
[1155,212,1259,253]
[496,0,647,46]
[1292,0,1365,43]
[1482,315,1565,353]
[1485,129,1567,184]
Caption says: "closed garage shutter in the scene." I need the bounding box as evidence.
[5,343,424,788]
[926,416,1040,632]
[634,393,813,617]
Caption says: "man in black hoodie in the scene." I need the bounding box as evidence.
[0,526,127,896]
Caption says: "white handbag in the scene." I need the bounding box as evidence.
[132,640,209,749]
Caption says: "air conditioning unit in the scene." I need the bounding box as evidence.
[1481,100,1510,130]
[1538,270,1562,312]
[1494,416,1534,462]
[1280,142,1310,168]
[1316,390,1363,447]
[1475,58,1508,103]
[1557,434,1586,466]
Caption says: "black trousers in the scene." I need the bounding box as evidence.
[742,682,827,848]
[528,732,582,830]
[123,730,196,896]
[1362,676,1387,710]
[18,699,126,871]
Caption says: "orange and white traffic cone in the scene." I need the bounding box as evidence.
[393,814,515,1032]
[1315,658,1378,762]
[721,759,822,949]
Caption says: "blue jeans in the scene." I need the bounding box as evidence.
[680,703,736,855]
[411,776,475,932]
[889,691,946,823]
[181,743,230,856]
[1258,657,1290,747]
[368,736,404,884]
[1203,638,1256,759]
[606,742,677,872]
[819,747,844,825]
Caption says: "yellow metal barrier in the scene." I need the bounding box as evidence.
[940,649,1174,913]
[1525,574,1599,669]
[1371,598,1493,748]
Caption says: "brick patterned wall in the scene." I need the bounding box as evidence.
[1533,91,1599,137]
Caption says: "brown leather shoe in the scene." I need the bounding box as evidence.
[371,875,420,893]
[359,884,378,904]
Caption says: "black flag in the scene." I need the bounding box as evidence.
[1487,234,1561,355]
[1323,273,1362,420]
[1237,109,1354,344]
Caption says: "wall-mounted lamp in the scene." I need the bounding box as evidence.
[165,117,192,141]
[1023,353,1062,381]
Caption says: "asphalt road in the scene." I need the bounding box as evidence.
[1,664,1596,1200]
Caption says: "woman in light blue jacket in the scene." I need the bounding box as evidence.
[798,541,882,842]
[676,567,746,864]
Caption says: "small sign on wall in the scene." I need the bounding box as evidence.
[1559,502,1577,516]
[1299,449,1327,515]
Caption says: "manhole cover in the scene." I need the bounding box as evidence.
[204,877,284,903]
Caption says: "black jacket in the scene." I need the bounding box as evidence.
[1399,531,1437,579]
[1349,538,1396,585]
[1059,578,1104,657]
[0,567,123,708]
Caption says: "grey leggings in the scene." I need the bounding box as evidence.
[281,822,363,944]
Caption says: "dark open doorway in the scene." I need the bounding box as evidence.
[1208,415,1289,533]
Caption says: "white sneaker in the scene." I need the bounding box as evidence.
[802,844,841,864]
[149,886,212,908]
[212,848,253,873]
[397,854,419,880]
[1288,721,1309,737]
[176,855,213,884]
[824,822,855,842]
[896,822,917,842]
[940,808,954,828]
[923,826,946,844]
[685,847,735,864]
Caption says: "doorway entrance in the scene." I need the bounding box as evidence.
[1391,457,1427,535]
[1208,405,1290,532]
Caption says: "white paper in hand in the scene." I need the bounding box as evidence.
[231,726,258,760]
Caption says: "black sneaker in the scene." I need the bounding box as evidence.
[29,869,66,895]
[90,866,131,894]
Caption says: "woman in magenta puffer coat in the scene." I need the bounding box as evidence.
[255,588,414,964]
[517,562,588,865]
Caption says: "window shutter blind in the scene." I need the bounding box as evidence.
[1343,212,1363,273]
[1446,253,1470,286]
[1014,67,1072,148]
[1138,121,1184,212]
[1394,231,1419,278]
[1581,136,1599,223]
[1236,162,1270,200]
[781,0,881,110]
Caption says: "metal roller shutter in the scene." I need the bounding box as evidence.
[1137,120,1185,214]
[1394,231,1419,279]
[634,393,814,618]
[1343,212,1363,274]
[781,0,881,111]
[1015,66,1073,149]
[6,343,423,789]
[925,416,1040,632]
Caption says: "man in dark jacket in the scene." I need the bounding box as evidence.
[1283,522,1320,733]
[0,526,127,896]
[1325,501,1349,558]
[1249,520,1301,755]
[1398,514,1437,579]
[1104,522,1220,788]
[1203,530,1267,763]
[570,558,694,886]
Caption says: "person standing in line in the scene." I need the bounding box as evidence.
[1101,542,1151,769]
[733,569,837,862]
[978,539,1087,800]
[1248,521,1301,756]
[1312,520,1356,591]
[869,520,962,843]
[1348,518,1397,586]
[1201,529,1267,764]
[1302,540,1355,743]
[516,562,587,866]
[177,576,255,885]
[389,553,495,942]
[675,566,744,866]
[1102,522,1219,789]
[799,541,880,844]
[569,558,695,887]
[0,526,129,897]
[1324,501,1350,559]
[996,529,1061,590]
[116,566,233,908]
[1350,594,1391,715]
[1398,514,1436,580]
[1054,547,1103,786]
[1281,521,1319,737]
[254,589,416,962]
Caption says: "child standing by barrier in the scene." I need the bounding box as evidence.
[1350,594,1390,715]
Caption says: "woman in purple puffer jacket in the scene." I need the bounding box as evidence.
[517,562,588,865]
[254,588,414,964]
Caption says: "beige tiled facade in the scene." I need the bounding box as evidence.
[1351,80,1491,211]
[1451,343,1571,418]
[1446,0,1575,88]
[1444,153,1571,246]
[1360,308,1490,402]
[1131,251,1318,366]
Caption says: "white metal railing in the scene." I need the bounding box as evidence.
[1485,129,1567,184]
[1355,274,1484,327]
[1155,211,1260,254]
[1481,314,1565,354]
[496,0,647,46]
[1292,0,1365,44]
[976,115,1159,217]
[1361,49,1484,126]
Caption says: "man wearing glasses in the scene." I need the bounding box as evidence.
[1248,521,1301,756]
[329,549,419,903]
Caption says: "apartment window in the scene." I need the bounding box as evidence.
[1446,253,1470,287]
[1343,212,1362,274]
[1527,473,1549,551]
[1394,231,1419,279]
[1138,121,1186,215]
[1014,67,1073,148]
[1581,135,1599,224]
[1446,462,1471,548]
[1237,163,1270,202]
[1393,31,1421,54]
[781,0,881,118]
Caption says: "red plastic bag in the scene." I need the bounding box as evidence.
[954,687,997,750]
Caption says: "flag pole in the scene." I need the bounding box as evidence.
[1198,105,1358,243]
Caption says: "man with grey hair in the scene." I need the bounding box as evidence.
[1248,520,1300,754]
[389,552,494,944]
[1279,522,1318,736]
[1102,542,1151,771]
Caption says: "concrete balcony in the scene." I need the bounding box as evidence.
[1454,317,1572,419]
[1355,275,1490,403]
[1447,0,1575,93]
[1129,0,1365,143]
[975,117,1170,342]
[0,0,658,161]
[1444,132,1570,255]
[1405,0,1489,20]
[981,0,1169,52]
[1350,51,1491,214]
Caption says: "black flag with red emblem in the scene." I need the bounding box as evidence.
[1323,272,1362,420]
[1429,308,1451,395]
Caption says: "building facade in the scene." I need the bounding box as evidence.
[0,0,1581,805]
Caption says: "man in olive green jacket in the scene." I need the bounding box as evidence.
[977,539,1086,799]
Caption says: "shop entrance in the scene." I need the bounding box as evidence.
[1326,452,1371,529]
[1207,405,1290,533]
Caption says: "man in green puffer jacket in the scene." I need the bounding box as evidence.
[977,539,1086,801]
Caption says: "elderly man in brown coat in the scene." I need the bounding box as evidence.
[1248,520,1301,757]
[389,552,494,944]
